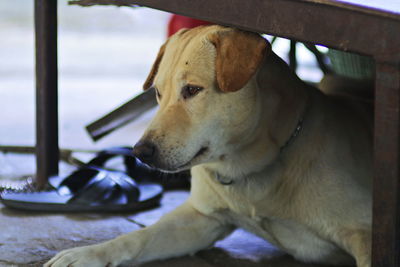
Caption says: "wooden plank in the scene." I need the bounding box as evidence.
[372,59,400,267]
[35,0,59,188]
[70,0,400,57]
[70,0,400,20]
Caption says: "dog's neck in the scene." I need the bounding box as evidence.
[210,112,307,186]
[259,52,310,145]
[204,52,310,185]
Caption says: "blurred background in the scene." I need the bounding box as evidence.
[0,1,323,179]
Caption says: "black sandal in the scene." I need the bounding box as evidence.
[0,166,162,213]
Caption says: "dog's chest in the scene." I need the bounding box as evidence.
[220,209,343,263]
[214,182,342,263]
[191,168,346,263]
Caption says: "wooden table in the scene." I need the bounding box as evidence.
[34,0,400,266]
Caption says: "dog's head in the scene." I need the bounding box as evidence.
[133,25,270,172]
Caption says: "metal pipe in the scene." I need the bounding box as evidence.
[34,0,59,188]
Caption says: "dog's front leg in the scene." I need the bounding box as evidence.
[45,201,232,267]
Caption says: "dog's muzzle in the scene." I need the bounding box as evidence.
[133,141,158,166]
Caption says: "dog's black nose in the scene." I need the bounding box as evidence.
[133,141,157,165]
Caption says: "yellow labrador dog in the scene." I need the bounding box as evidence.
[46,25,372,267]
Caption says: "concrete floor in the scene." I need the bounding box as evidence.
[0,190,341,267]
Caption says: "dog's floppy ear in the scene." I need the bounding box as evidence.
[143,42,167,90]
[209,29,270,92]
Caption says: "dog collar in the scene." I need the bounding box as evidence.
[280,98,309,152]
[280,116,304,152]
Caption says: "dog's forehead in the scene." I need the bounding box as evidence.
[155,27,217,89]
[166,27,212,61]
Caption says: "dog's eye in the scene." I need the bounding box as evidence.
[182,85,203,99]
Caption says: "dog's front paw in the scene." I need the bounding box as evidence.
[45,244,118,267]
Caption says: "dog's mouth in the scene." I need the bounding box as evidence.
[194,146,209,159]
[176,146,209,170]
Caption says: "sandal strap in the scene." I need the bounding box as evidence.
[107,171,140,203]
[67,171,112,204]
[67,170,140,205]
[87,147,140,179]
[57,166,104,194]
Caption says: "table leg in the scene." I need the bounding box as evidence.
[34,0,59,188]
[372,59,400,267]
